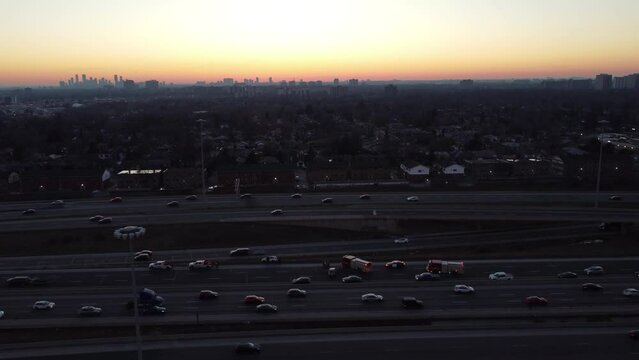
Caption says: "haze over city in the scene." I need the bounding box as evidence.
[1,0,639,86]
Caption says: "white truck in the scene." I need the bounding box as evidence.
[427,260,464,275]
[341,255,373,273]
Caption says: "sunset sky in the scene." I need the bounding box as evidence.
[1,0,638,86]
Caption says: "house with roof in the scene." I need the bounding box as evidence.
[400,161,430,183]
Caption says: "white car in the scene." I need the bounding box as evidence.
[261,256,281,263]
[77,305,102,316]
[584,266,604,275]
[0,310,4,319]
[454,284,475,294]
[270,209,284,216]
[406,196,419,202]
[361,293,384,302]
[394,237,409,244]
[189,259,213,271]
[623,288,639,297]
[290,193,302,199]
[33,301,55,310]
[148,260,172,271]
[488,272,514,280]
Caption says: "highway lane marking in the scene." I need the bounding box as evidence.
[550,292,566,295]
[208,277,220,280]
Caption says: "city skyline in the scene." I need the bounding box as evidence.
[1,0,639,86]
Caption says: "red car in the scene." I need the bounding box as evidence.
[110,197,123,203]
[243,295,265,305]
[524,296,548,306]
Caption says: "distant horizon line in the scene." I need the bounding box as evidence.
[1,72,637,89]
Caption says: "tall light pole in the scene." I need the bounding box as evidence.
[114,226,146,360]
[196,119,207,197]
[595,134,604,208]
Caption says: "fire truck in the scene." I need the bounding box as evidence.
[342,255,373,273]
[426,260,464,275]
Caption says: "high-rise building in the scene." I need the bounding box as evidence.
[82,74,87,83]
[119,76,123,83]
[594,74,612,90]
[255,77,259,84]
[268,77,273,84]
[223,78,234,85]
[75,74,79,83]
[114,75,118,85]
[333,78,339,85]
[145,80,159,89]
[348,79,359,86]
[613,74,639,90]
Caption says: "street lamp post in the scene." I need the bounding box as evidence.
[595,135,604,208]
[196,119,207,197]
[114,226,146,360]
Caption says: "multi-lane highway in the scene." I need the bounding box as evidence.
[0,191,638,232]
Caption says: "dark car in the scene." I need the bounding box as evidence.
[287,288,307,298]
[239,193,253,199]
[185,195,198,201]
[167,201,180,208]
[415,272,441,281]
[49,200,65,208]
[29,277,49,286]
[609,195,622,201]
[524,296,548,306]
[77,306,102,317]
[557,271,578,278]
[141,305,166,316]
[244,295,265,305]
[134,253,151,262]
[582,283,604,291]
[6,276,33,287]
[236,342,261,354]
[342,275,363,283]
[321,197,333,204]
[256,303,278,313]
[402,297,424,309]
[290,193,302,199]
[110,197,123,203]
[199,290,219,300]
[385,260,406,269]
[292,276,311,284]
[89,215,104,222]
[359,194,371,200]
[22,209,36,215]
[230,248,251,256]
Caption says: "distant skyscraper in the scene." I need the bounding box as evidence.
[119,76,123,83]
[114,75,118,85]
[255,77,259,84]
[223,78,234,85]
[145,80,159,89]
[82,74,87,83]
[594,74,612,90]
[268,77,273,84]
[75,74,79,83]
[348,79,359,86]
[613,73,639,90]
[333,78,339,85]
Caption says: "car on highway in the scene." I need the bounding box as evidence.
[199,290,219,300]
[359,194,371,200]
[361,293,383,302]
[385,260,406,269]
[261,256,281,264]
[292,276,311,284]
[236,342,261,354]
[97,217,112,224]
[230,248,251,256]
[0,310,4,319]
[489,272,514,280]
[239,193,253,199]
[256,303,278,313]
[89,215,104,222]
[524,296,548,306]
[166,201,180,208]
[6,276,34,287]
[33,300,55,310]
[394,237,409,244]
[406,196,419,202]
[189,259,213,271]
[287,288,307,298]
[110,197,123,203]
[609,195,622,201]
[141,305,166,316]
[270,209,284,216]
[77,305,102,317]
[402,297,424,309]
[134,252,151,261]
[244,295,266,305]
[342,275,363,283]
[185,194,198,201]
[582,283,604,292]
[415,272,441,281]
[584,265,604,275]
[29,277,49,286]
[22,208,36,215]
[454,285,475,294]
[321,197,333,204]
[623,288,639,297]
[557,271,578,278]
[49,199,65,208]
[629,330,639,340]
[148,260,173,271]
[290,193,302,199]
